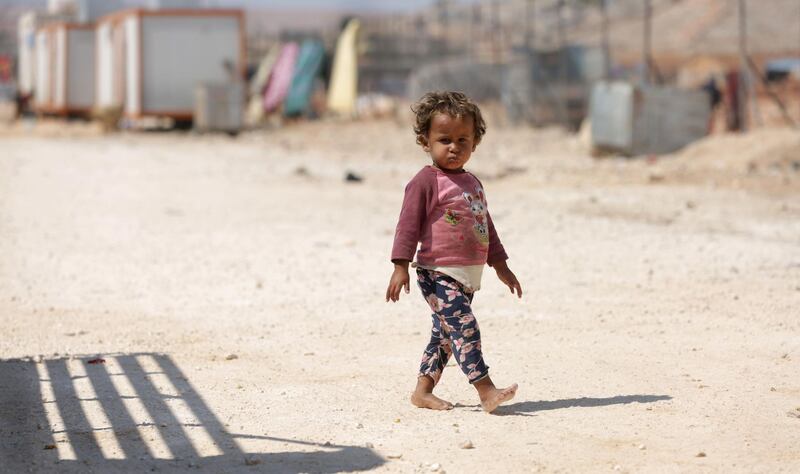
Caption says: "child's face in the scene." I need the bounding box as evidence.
[422,113,478,172]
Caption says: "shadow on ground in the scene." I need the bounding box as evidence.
[492,394,673,416]
[0,353,384,473]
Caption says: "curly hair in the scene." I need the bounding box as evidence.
[411,91,486,146]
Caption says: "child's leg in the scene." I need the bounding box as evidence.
[422,270,518,413]
[428,276,489,383]
[417,312,452,385]
[473,376,518,414]
[412,270,454,410]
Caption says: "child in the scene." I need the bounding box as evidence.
[386,91,522,413]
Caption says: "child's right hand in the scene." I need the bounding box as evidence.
[385,261,410,302]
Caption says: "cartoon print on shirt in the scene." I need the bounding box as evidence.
[444,208,462,226]
[462,187,489,245]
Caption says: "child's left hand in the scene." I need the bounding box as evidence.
[492,260,523,298]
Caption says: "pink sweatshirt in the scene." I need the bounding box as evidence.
[391,166,508,267]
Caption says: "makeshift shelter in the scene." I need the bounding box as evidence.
[284,40,325,117]
[245,44,279,125]
[590,81,711,156]
[96,9,245,121]
[262,42,299,113]
[327,18,360,117]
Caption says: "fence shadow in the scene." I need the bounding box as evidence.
[0,353,384,473]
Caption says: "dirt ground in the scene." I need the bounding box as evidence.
[1,119,799,473]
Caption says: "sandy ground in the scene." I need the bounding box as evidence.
[1,119,799,473]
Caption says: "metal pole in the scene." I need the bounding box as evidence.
[737,0,748,130]
[525,0,537,52]
[491,0,500,64]
[601,0,611,80]
[527,0,537,125]
[530,0,536,52]
[643,0,651,85]
[557,0,568,127]
[470,3,478,62]
[437,0,448,56]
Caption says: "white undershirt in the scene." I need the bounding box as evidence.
[414,263,485,292]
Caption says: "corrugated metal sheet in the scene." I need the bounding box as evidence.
[194,82,243,133]
[590,81,710,156]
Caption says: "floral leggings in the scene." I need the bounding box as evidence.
[416,268,489,385]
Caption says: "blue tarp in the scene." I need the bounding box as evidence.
[766,58,800,74]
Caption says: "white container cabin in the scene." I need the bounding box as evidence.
[96,9,245,121]
[34,22,96,115]
[19,11,72,99]
[95,14,126,110]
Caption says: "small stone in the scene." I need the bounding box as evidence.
[356,423,364,429]
[43,444,56,450]
[225,354,238,361]
[386,452,402,459]
[429,463,441,471]
[696,451,706,458]
[459,440,474,449]
[613,465,622,471]
[244,458,261,466]
[770,387,777,392]
[394,418,400,423]
[638,444,646,450]
[345,171,363,183]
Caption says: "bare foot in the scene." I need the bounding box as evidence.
[411,391,454,410]
[480,383,518,413]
